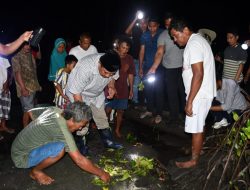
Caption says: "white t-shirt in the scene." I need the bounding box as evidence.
[0,57,11,92]
[69,45,98,61]
[182,33,216,100]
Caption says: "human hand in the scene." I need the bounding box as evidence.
[100,171,111,183]
[21,31,33,42]
[147,66,156,75]
[107,87,116,99]
[185,102,193,117]
[139,68,144,78]
[21,87,29,97]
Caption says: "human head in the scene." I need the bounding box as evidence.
[99,49,121,78]
[63,101,92,131]
[169,17,193,47]
[139,18,149,32]
[226,27,239,47]
[21,42,31,53]
[163,12,174,29]
[148,17,160,35]
[79,32,92,50]
[65,54,78,71]
[116,35,131,58]
[54,38,66,54]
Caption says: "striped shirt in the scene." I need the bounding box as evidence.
[223,44,248,82]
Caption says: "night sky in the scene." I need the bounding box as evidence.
[1,0,249,53]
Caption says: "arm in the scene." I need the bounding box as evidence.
[139,45,145,77]
[185,62,204,116]
[69,150,110,183]
[244,66,250,83]
[14,71,29,97]
[235,63,244,82]
[0,31,33,56]
[55,83,69,101]
[107,79,117,99]
[148,45,165,74]
[125,12,139,36]
[128,74,134,99]
[210,105,224,111]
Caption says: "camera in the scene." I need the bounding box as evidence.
[29,28,46,47]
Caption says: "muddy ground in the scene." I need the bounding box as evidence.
[0,95,227,190]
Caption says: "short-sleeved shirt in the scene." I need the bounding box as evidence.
[140,29,163,70]
[69,45,98,61]
[223,44,248,82]
[11,107,77,168]
[54,68,69,108]
[182,34,216,100]
[157,29,184,69]
[66,53,119,108]
[11,50,41,97]
[115,54,135,99]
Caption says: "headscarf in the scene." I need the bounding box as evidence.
[48,38,67,81]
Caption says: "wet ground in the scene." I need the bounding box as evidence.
[1,96,217,190]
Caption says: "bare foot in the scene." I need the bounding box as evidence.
[175,160,197,168]
[30,169,55,185]
[115,130,122,138]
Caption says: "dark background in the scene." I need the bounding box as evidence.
[0,0,249,97]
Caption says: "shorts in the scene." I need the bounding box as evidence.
[185,98,212,133]
[105,99,128,110]
[19,92,36,112]
[28,142,65,168]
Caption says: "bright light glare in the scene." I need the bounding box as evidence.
[241,43,248,50]
[130,154,139,160]
[113,43,117,47]
[136,23,140,27]
[147,76,155,83]
[137,11,144,19]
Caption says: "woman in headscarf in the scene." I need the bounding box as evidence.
[48,38,67,82]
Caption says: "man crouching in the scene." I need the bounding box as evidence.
[11,101,110,185]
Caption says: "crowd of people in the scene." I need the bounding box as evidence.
[0,11,249,185]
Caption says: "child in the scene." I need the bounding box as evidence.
[54,55,78,109]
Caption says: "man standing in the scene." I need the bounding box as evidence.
[11,102,110,185]
[12,42,41,127]
[69,32,98,61]
[148,12,185,125]
[66,50,122,149]
[169,18,216,168]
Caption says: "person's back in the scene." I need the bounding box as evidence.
[11,106,76,168]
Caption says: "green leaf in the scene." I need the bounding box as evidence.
[232,112,239,121]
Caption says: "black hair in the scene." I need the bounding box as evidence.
[63,101,92,122]
[169,17,193,32]
[164,12,174,20]
[226,27,239,36]
[65,54,78,65]
[100,49,121,72]
[117,35,132,47]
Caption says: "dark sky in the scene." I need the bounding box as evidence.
[1,0,249,51]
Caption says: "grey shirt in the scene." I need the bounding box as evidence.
[216,79,248,113]
[157,29,184,69]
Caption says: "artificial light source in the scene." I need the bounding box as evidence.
[241,42,248,50]
[137,11,144,19]
[144,73,156,83]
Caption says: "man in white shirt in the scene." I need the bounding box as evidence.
[69,32,98,61]
[170,18,216,168]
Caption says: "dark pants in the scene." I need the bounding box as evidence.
[164,67,186,119]
[144,67,164,115]
[210,99,242,123]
